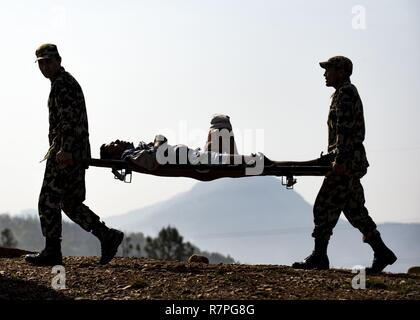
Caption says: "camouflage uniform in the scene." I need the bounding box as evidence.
[312,76,379,242]
[293,56,396,272]
[39,66,102,239]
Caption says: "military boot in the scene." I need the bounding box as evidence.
[365,233,397,274]
[292,238,330,270]
[25,237,63,266]
[92,222,124,265]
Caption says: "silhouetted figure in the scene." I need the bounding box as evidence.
[292,56,397,273]
[26,44,124,266]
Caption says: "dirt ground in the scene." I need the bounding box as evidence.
[0,256,419,300]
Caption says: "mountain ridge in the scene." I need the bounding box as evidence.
[104,176,420,273]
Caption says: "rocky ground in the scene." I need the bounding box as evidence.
[0,254,419,300]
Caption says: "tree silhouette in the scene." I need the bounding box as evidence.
[1,228,18,248]
[145,226,194,261]
[135,243,141,256]
[121,236,133,257]
[120,236,143,257]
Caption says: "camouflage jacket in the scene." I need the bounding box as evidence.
[47,67,91,162]
[327,81,369,176]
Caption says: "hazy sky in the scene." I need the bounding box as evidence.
[0,0,419,223]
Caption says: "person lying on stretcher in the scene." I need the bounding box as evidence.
[100,114,265,174]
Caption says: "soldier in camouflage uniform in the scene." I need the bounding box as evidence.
[25,44,124,266]
[292,56,397,273]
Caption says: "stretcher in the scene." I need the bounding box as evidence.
[85,153,332,189]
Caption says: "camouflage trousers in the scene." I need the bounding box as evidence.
[312,174,379,242]
[38,158,101,239]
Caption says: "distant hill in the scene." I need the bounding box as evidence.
[105,176,420,273]
[0,214,235,264]
[0,213,101,257]
[106,176,314,236]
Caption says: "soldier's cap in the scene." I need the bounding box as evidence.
[319,55,353,76]
[35,43,60,62]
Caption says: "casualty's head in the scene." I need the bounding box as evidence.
[35,43,62,79]
[319,55,353,88]
[100,140,134,160]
